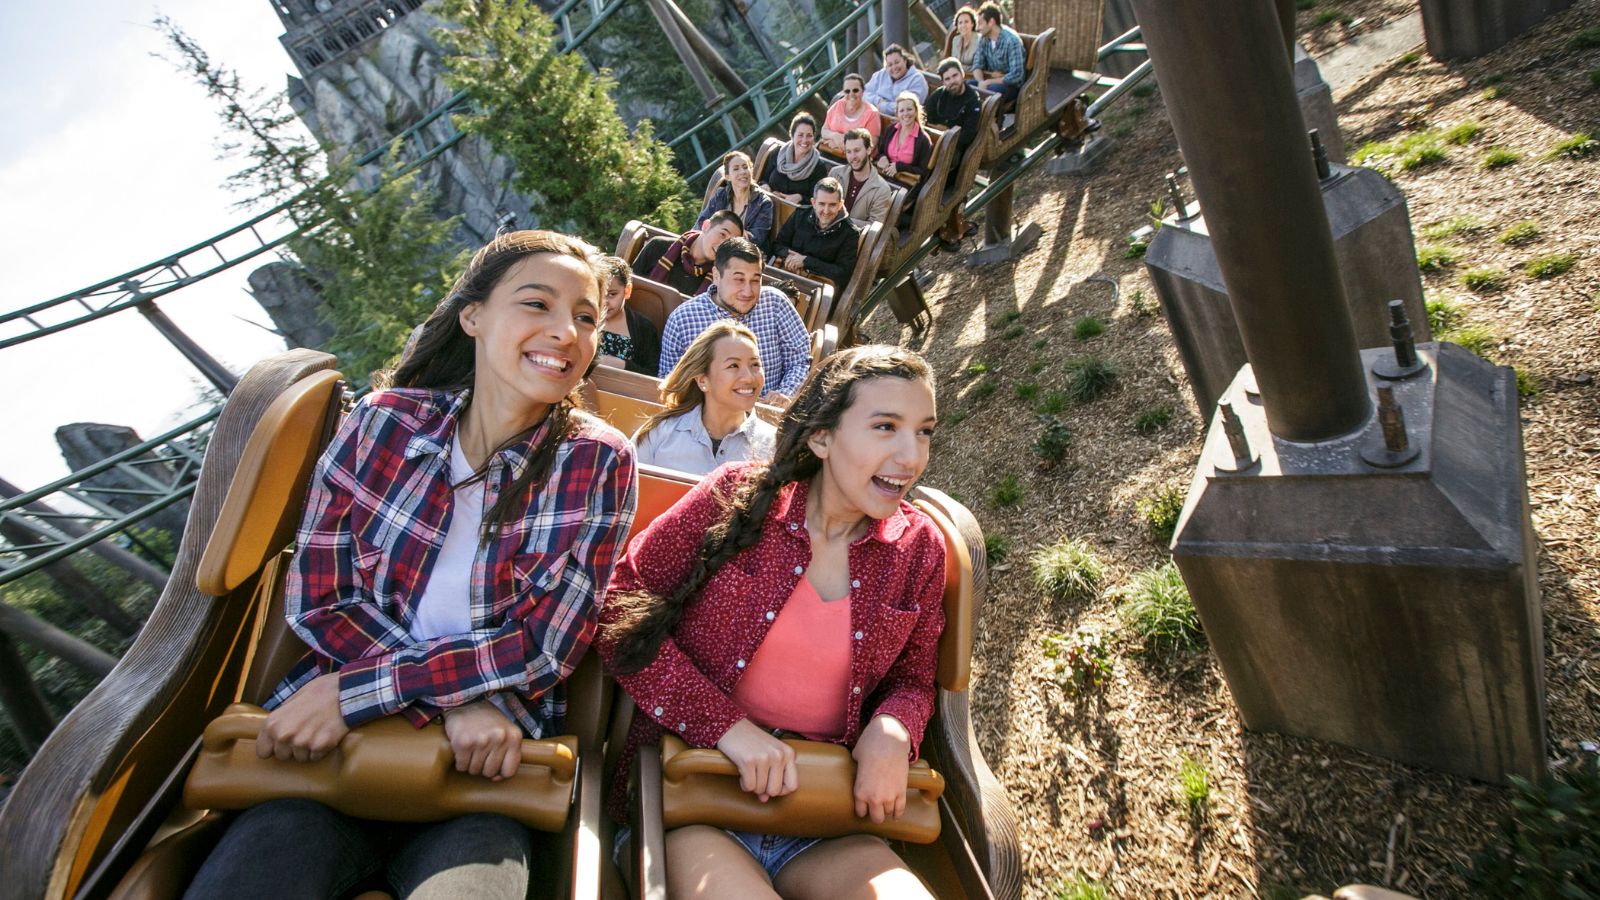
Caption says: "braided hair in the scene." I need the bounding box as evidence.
[606,345,934,674]
[380,229,606,544]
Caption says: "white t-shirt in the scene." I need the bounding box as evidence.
[407,438,483,642]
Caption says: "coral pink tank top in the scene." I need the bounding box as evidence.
[732,578,852,740]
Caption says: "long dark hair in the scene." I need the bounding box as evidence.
[605,345,934,674]
[380,229,605,543]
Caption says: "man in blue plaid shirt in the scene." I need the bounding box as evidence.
[971,1,1026,105]
[659,237,812,405]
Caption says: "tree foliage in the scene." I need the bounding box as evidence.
[436,0,693,242]
[156,17,461,382]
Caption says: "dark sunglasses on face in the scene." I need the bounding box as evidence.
[843,88,861,94]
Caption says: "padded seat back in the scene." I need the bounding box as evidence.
[1013,0,1105,72]
[627,276,686,333]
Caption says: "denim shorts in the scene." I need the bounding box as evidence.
[612,826,821,880]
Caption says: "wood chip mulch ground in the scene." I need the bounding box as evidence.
[857,2,1600,896]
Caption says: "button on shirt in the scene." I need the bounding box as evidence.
[269,389,638,739]
[635,408,777,477]
[597,462,947,821]
[658,285,811,397]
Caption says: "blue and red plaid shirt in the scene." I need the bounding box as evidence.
[267,388,638,738]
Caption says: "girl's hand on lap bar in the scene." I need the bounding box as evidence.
[716,718,798,802]
[852,715,911,823]
[443,699,523,781]
[257,672,349,763]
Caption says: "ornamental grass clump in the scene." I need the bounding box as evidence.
[1031,537,1104,604]
[1116,561,1205,656]
[1066,356,1118,403]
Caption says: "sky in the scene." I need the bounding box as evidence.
[0,0,304,490]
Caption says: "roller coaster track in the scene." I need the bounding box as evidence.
[0,5,1149,590]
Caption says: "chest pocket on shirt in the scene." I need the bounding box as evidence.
[864,601,922,673]
[512,552,568,605]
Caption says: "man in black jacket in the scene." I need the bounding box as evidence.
[771,177,860,285]
[926,57,983,251]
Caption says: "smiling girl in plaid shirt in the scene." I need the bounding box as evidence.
[186,231,638,900]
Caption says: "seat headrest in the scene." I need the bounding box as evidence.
[196,370,345,597]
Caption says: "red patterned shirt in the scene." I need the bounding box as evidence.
[268,388,638,738]
[598,463,946,818]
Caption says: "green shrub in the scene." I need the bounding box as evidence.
[1031,337,1049,352]
[1402,144,1447,169]
[1131,82,1157,98]
[1356,131,1450,173]
[1015,382,1041,403]
[1124,237,1149,258]
[1445,324,1499,357]
[1066,356,1118,403]
[1515,368,1540,399]
[1031,537,1104,603]
[1442,120,1482,145]
[1115,561,1204,655]
[1134,404,1174,433]
[1481,85,1502,100]
[1571,26,1600,49]
[1003,323,1027,340]
[1467,754,1600,896]
[1042,628,1114,696]
[1460,267,1507,291]
[1426,295,1464,332]
[1039,391,1069,415]
[1497,219,1541,245]
[1416,243,1460,271]
[1073,315,1106,340]
[1312,8,1351,26]
[1419,215,1485,240]
[1025,359,1046,375]
[1545,131,1598,159]
[992,474,1024,507]
[1055,874,1111,900]
[1177,754,1211,813]
[971,378,998,400]
[994,309,1023,326]
[1525,253,1577,279]
[1590,69,1600,89]
[984,532,1011,564]
[965,361,989,377]
[1137,484,1185,542]
[943,409,967,428]
[1033,417,1073,463]
[1130,288,1159,318]
[1481,146,1520,169]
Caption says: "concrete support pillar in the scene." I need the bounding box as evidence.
[1133,0,1546,783]
[1419,0,1577,59]
[883,0,910,53]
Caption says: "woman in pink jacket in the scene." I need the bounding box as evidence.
[600,345,945,899]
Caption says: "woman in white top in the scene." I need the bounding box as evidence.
[635,320,777,476]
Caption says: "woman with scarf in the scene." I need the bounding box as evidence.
[761,112,827,206]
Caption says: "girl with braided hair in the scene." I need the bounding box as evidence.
[185,231,638,899]
[600,346,944,899]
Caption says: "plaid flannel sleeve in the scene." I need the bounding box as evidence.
[1000,34,1026,85]
[283,399,418,673]
[772,299,813,397]
[334,439,639,727]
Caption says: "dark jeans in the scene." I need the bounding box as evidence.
[967,79,1021,106]
[184,798,532,900]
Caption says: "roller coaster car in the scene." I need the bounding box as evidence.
[940,26,1091,164]
[0,350,1021,899]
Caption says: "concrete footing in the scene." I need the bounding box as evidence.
[965,221,1042,267]
[1045,135,1117,176]
[1420,0,1576,59]
[1294,44,1346,163]
[1173,343,1546,784]
[1145,163,1428,414]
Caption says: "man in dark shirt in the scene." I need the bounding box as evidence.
[771,177,860,285]
[926,58,983,250]
[630,209,744,297]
